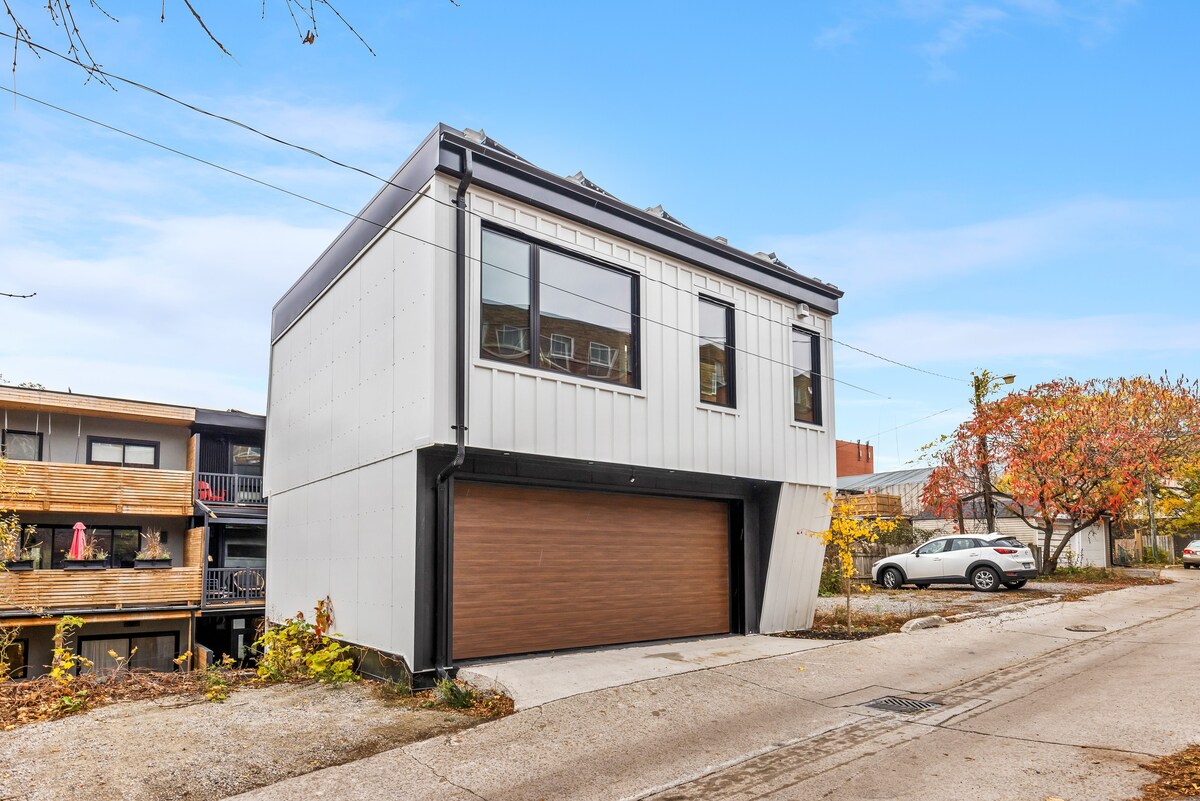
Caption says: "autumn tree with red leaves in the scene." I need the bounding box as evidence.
[922,376,1200,574]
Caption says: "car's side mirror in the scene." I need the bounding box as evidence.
[913,552,920,557]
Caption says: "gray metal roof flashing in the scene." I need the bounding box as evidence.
[271,123,843,342]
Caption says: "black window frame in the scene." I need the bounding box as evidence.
[47,524,145,569]
[791,327,823,426]
[76,630,181,675]
[86,436,160,469]
[479,223,642,390]
[2,429,43,461]
[697,295,736,409]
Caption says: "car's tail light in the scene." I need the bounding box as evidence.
[1186,549,1195,555]
[993,547,1018,554]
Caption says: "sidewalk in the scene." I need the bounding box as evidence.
[230,574,1199,801]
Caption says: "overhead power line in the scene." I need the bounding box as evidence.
[0,84,889,399]
[0,32,968,389]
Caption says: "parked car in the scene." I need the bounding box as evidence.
[1183,541,1200,569]
[872,534,1039,592]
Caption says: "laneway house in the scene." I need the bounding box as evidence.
[265,125,844,682]
[0,386,267,677]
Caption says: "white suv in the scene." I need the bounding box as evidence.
[872,534,1038,592]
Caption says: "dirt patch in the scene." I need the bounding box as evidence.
[1137,743,1200,799]
[774,609,914,640]
[0,680,498,801]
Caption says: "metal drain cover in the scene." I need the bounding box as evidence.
[863,696,941,714]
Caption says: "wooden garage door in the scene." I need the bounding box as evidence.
[453,482,730,660]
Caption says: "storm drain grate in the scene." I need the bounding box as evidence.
[863,696,941,714]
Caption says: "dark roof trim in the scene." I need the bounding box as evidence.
[193,408,266,433]
[271,123,842,342]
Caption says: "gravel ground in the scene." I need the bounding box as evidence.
[0,681,477,801]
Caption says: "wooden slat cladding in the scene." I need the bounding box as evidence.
[453,483,730,660]
[183,527,205,568]
[2,461,194,517]
[836,493,903,519]
[0,568,202,613]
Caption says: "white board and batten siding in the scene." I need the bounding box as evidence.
[464,185,836,632]
[266,176,837,661]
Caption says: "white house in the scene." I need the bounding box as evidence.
[265,125,844,682]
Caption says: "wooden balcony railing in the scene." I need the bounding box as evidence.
[0,567,203,614]
[836,492,904,519]
[2,461,194,517]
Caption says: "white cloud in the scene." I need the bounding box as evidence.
[843,311,1200,366]
[769,197,1178,292]
[0,214,338,411]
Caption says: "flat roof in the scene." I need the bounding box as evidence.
[272,123,843,343]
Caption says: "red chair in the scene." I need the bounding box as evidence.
[197,481,226,502]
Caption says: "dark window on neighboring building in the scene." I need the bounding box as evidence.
[79,632,179,674]
[231,444,263,476]
[48,525,143,569]
[480,227,639,387]
[2,430,42,461]
[792,328,822,425]
[698,297,735,408]
[87,437,159,469]
[2,638,28,679]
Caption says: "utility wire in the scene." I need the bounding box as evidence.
[862,407,957,442]
[0,32,966,388]
[0,84,889,399]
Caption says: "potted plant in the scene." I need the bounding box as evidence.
[134,531,172,569]
[64,532,108,570]
[0,513,36,572]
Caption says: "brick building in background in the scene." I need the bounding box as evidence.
[836,439,874,477]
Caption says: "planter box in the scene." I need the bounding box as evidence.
[134,558,172,569]
[2,559,34,572]
[63,559,108,571]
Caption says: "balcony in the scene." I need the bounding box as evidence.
[4,461,194,517]
[203,567,266,607]
[0,567,203,615]
[196,472,265,507]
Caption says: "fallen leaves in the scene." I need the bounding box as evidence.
[1138,743,1200,800]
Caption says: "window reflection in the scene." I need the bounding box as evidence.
[480,230,532,362]
[698,298,734,407]
[792,329,821,424]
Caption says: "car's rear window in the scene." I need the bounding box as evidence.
[988,537,1024,548]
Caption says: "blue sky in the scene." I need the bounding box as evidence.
[1,0,1196,470]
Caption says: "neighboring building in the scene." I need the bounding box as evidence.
[265,124,844,682]
[835,439,874,477]
[0,386,266,677]
[836,468,1112,568]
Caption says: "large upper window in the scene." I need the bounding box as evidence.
[698,297,735,408]
[1,430,42,461]
[480,228,638,387]
[792,328,822,425]
[88,437,159,468]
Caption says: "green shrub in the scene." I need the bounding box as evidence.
[819,560,843,596]
[436,678,475,709]
[255,598,358,685]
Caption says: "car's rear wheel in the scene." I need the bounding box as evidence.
[971,566,1000,592]
[880,568,903,589]
[1003,580,1028,590]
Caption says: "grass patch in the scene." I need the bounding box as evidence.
[1138,743,1200,799]
[371,677,513,719]
[1033,567,1169,586]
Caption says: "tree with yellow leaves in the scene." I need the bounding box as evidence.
[814,494,898,635]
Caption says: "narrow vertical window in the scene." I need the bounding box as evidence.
[792,328,822,424]
[698,297,735,408]
[480,229,532,362]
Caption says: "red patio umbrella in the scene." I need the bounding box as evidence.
[69,522,87,560]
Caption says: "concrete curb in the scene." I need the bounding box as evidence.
[946,594,1063,623]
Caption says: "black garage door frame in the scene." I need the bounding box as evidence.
[411,446,783,683]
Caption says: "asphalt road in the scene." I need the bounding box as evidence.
[232,571,1200,801]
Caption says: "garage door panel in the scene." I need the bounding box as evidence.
[453,482,730,660]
